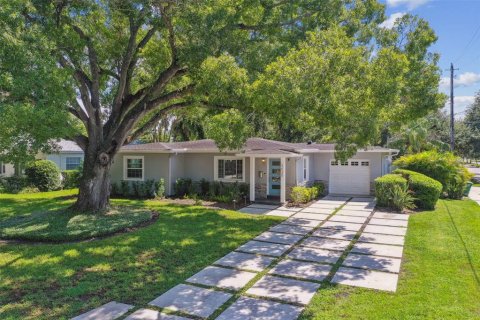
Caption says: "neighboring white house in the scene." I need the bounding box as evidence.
[44,140,84,171]
[0,161,15,177]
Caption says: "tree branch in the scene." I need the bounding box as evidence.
[71,134,89,151]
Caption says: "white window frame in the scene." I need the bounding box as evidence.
[303,156,309,181]
[123,156,145,181]
[65,156,82,170]
[0,162,4,175]
[214,156,245,182]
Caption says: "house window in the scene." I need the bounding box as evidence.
[340,161,348,166]
[124,156,144,180]
[66,157,82,170]
[330,160,338,166]
[303,157,309,180]
[0,162,4,174]
[215,157,244,182]
[361,161,369,166]
[351,161,359,166]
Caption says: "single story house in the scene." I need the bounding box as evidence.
[0,161,15,177]
[43,140,85,171]
[111,138,398,202]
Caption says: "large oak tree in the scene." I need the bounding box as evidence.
[1,0,442,212]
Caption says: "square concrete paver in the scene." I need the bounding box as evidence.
[315,200,346,205]
[343,253,402,273]
[186,266,257,291]
[301,237,351,251]
[216,296,303,320]
[364,225,407,236]
[332,267,398,292]
[351,242,404,258]
[300,207,334,214]
[341,205,373,212]
[269,223,315,235]
[268,259,332,281]
[312,228,357,241]
[239,207,271,215]
[329,215,368,224]
[369,218,408,227]
[292,212,330,221]
[321,221,363,232]
[247,275,320,305]
[309,203,339,209]
[265,210,295,217]
[336,209,371,217]
[283,217,320,227]
[358,233,405,246]
[149,284,231,318]
[373,211,409,220]
[322,196,350,201]
[288,246,343,264]
[254,231,303,245]
[248,204,279,210]
[350,197,375,203]
[72,301,134,320]
[278,206,302,212]
[214,251,275,272]
[237,240,292,257]
[125,309,191,320]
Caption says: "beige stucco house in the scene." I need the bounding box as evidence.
[110,138,398,203]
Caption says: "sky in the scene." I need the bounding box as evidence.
[381,0,480,116]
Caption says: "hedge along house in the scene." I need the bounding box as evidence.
[109,138,399,203]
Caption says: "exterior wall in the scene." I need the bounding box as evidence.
[169,153,185,195]
[46,152,84,171]
[0,162,15,177]
[110,153,170,190]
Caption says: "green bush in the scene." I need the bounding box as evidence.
[61,170,82,189]
[290,185,321,205]
[394,169,442,210]
[390,184,416,212]
[374,174,408,207]
[174,178,193,197]
[25,160,61,192]
[155,178,165,198]
[199,178,210,196]
[311,181,326,197]
[0,176,29,194]
[394,150,473,198]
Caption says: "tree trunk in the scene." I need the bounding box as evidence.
[73,148,113,213]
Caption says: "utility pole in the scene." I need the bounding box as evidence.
[450,63,457,152]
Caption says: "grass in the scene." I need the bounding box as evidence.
[0,190,282,319]
[300,199,480,320]
[1,191,479,320]
[0,206,152,242]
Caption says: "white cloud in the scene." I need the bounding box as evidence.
[379,12,406,29]
[387,0,431,10]
[440,72,480,89]
[445,96,475,115]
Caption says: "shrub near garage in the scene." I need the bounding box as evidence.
[393,150,473,198]
[374,174,408,207]
[25,160,61,191]
[394,169,442,210]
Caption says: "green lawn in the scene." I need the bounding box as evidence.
[0,190,281,319]
[301,199,480,320]
[1,192,479,320]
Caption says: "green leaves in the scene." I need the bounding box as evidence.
[204,109,251,151]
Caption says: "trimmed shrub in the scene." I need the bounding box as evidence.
[394,150,473,198]
[25,160,61,192]
[155,178,165,198]
[394,169,442,210]
[174,178,193,197]
[61,170,82,189]
[375,174,408,208]
[0,176,28,194]
[199,178,210,196]
[311,181,326,197]
[290,185,321,205]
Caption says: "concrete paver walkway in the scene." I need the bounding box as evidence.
[71,196,410,320]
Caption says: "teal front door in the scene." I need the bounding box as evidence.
[269,159,281,196]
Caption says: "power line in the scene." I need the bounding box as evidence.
[454,22,480,63]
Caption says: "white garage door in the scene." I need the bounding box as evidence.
[329,160,370,195]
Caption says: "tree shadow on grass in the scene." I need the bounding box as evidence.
[0,204,280,319]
